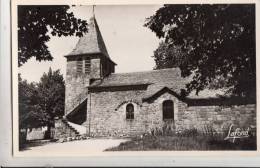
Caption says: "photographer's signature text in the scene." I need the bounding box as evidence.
[224,124,249,143]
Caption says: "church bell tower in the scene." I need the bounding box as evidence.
[64,13,116,116]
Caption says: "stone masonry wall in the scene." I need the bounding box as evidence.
[90,58,101,79]
[65,57,103,115]
[142,92,187,132]
[143,92,256,134]
[65,58,89,115]
[177,104,256,133]
[85,89,147,137]
[54,119,78,139]
[85,90,256,137]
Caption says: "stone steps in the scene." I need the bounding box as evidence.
[66,121,87,135]
[61,119,80,135]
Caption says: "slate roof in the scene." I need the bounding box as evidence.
[89,68,225,99]
[66,17,110,58]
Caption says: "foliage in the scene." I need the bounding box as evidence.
[18,68,65,131]
[153,42,185,69]
[106,127,256,151]
[37,68,65,127]
[18,5,88,66]
[145,4,255,97]
[19,74,45,129]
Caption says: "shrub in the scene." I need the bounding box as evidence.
[176,128,199,137]
[106,125,257,151]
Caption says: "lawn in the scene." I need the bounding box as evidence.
[105,134,256,151]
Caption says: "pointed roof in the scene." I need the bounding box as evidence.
[65,17,110,58]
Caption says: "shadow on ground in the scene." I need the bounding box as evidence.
[19,139,56,151]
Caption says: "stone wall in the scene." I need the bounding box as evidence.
[54,118,78,139]
[144,92,256,134]
[90,58,101,79]
[65,58,89,114]
[143,92,187,132]
[26,127,47,140]
[177,104,256,133]
[85,88,147,137]
[65,56,113,115]
[85,90,256,137]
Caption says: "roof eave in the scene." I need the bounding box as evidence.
[88,83,152,89]
[64,52,117,65]
[142,87,184,102]
[64,51,103,57]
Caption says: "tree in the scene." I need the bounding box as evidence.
[19,74,46,145]
[18,5,88,66]
[145,4,255,97]
[19,74,46,130]
[153,42,185,69]
[37,68,65,138]
[18,69,65,139]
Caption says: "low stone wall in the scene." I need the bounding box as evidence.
[54,118,78,139]
[176,104,256,133]
[26,127,47,140]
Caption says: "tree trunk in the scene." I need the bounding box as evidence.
[45,124,52,139]
[19,128,27,150]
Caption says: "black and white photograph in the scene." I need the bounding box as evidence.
[10,0,258,158]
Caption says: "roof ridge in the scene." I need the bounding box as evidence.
[92,17,110,57]
[110,67,180,75]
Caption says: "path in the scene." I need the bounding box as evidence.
[17,138,129,156]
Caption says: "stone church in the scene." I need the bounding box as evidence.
[54,16,256,138]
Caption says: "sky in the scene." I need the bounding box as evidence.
[19,5,162,82]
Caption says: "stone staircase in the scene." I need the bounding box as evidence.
[61,119,80,135]
[54,118,87,139]
[66,120,87,135]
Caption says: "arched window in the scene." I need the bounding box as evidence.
[163,100,174,120]
[126,103,134,119]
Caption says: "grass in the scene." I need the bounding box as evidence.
[105,129,257,151]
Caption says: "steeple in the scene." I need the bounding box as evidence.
[66,16,111,59]
[64,6,116,116]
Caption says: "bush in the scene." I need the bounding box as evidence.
[106,125,257,151]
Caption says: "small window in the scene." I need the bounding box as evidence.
[76,58,83,73]
[126,103,134,120]
[163,100,174,120]
[84,58,91,74]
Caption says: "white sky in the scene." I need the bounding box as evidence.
[18,5,162,82]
